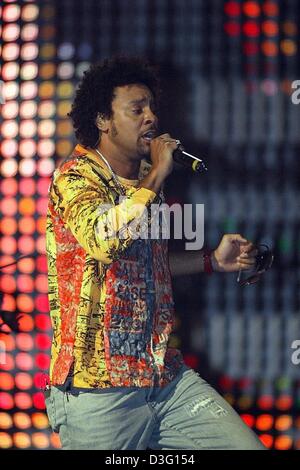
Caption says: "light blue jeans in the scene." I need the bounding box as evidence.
[45,364,265,450]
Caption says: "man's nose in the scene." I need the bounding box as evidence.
[144,107,157,125]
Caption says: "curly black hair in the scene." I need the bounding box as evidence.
[68,56,161,148]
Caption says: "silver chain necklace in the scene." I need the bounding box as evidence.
[94,148,127,196]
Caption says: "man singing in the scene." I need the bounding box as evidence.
[45,56,265,450]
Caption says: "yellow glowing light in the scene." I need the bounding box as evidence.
[39,62,56,80]
[13,432,31,449]
[0,412,13,430]
[40,43,56,59]
[39,81,55,99]
[0,432,13,449]
[57,81,74,98]
[275,415,293,431]
[32,413,49,430]
[282,21,298,36]
[20,62,38,81]
[38,100,56,118]
[38,119,56,138]
[21,4,39,22]
[57,100,72,117]
[280,39,297,56]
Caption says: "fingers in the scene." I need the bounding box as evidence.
[158,134,180,148]
[226,234,248,244]
[225,234,257,254]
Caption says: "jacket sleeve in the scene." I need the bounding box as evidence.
[50,160,158,264]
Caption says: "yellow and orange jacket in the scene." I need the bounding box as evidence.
[46,144,183,388]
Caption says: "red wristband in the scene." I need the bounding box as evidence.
[203,250,213,275]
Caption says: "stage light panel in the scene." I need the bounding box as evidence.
[15,372,33,390]
[16,334,34,352]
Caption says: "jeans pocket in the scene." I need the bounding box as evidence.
[45,389,58,432]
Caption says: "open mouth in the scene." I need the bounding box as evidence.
[141,130,157,143]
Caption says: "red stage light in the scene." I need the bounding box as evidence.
[243,21,260,37]
[35,353,50,370]
[240,413,255,428]
[262,19,279,36]
[259,434,273,448]
[256,414,274,431]
[37,177,50,196]
[243,41,260,55]
[35,333,51,350]
[257,394,274,410]
[224,1,241,16]
[0,372,14,390]
[34,372,50,390]
[274,435,293,450]
[276,394,293,411]
[0,392,14,410]
[224,22,241,37]
[262,2,279,17]
[33,392,46,410]
[243,1,261,18]
[183,354,199,370]
[36,255,48,273]
[35,296,50,314]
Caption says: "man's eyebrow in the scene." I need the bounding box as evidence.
[128,97,154,105]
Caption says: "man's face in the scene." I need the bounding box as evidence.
[104,84,158,159]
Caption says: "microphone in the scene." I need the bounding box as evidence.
[173,143,208,173]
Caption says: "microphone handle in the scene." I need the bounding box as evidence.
[172,147,207,173]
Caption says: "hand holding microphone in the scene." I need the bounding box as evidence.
[150,133,207,176]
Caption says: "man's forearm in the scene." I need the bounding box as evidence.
[169,250,215,276]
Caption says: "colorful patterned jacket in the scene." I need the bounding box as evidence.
[46,144,183,388]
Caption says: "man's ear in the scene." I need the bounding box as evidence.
[96,113,110,132]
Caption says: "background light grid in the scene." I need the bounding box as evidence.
[0,0,300,450]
